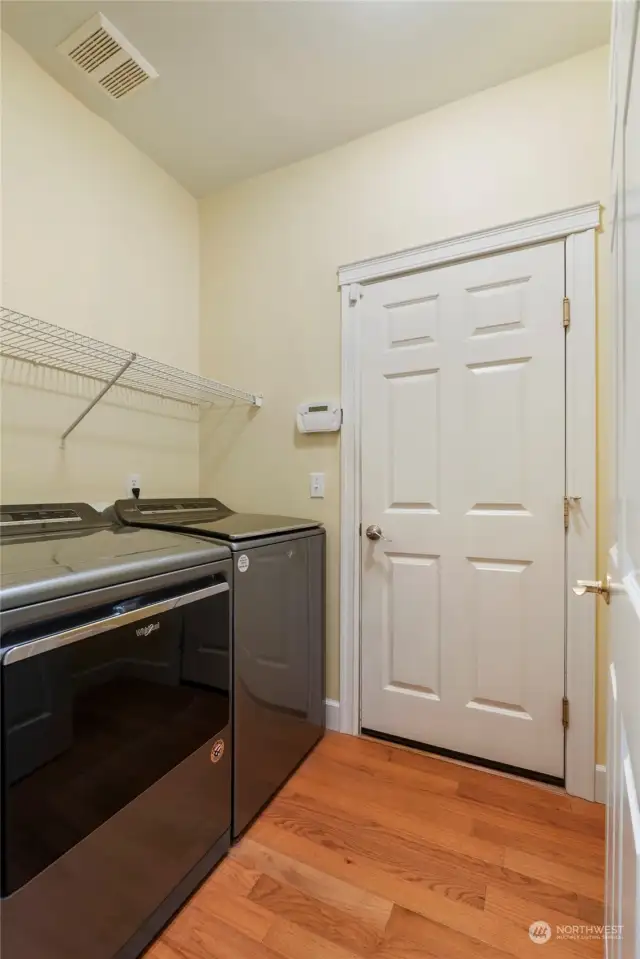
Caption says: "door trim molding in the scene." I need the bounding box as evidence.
[338,203,600,800]
[564,228,598,801]
[338,202,601,286]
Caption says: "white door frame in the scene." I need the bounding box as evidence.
[337,202,601,801]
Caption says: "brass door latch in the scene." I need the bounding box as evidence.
[573,578,611,604]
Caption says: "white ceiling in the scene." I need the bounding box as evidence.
[2,1,610,198]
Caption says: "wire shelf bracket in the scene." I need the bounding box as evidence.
[60,352,137,448]
[0,307,263,447]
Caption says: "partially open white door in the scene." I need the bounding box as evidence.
[604,4,640,956]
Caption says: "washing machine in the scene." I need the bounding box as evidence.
[109,497,325,837]
[0,502,232,959]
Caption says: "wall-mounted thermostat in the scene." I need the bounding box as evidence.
[296,402,342,433]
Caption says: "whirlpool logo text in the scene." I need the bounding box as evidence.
[136,622,160,637]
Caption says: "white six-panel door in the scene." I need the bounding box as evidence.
[605,2,639,955]
[360,240,567,778]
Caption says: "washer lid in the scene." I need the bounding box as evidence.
[173,513,321,541]
[0,502,230,611]
[113,498,321,541]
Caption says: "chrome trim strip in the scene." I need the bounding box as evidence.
[2,581,229,665]
[0,516,82,526]
[137,506,220,515]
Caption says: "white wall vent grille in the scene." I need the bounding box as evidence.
[57,13,158,100]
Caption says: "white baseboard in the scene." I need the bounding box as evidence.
[325,699,340,731]
[595,764,607,804]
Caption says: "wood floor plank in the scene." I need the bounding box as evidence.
[314,735,460,796]
[503,849,605,902]
[267,787,602,921]
[303,743,460,798]
[293,764,506,865]
[379,904,522,959]
[231,837,393,930]
[147,734,605,959]
[455,766,573,811]
[263,790,486,909]
[382,741,569,806]
[145,941,185,959]
[372,933,441,959]
[569,795,607,826]
[264,917,363,959]
[248,822,551,959]
[195,856,261,899]
[328,745,605,846]
[298,750,604,860]
[473,818,605,876]
[248,873,383,955]
[456,778,603,838]
[294,754,476,836]
[172,892,275,944]
[466,803,604,854]
[163,909,281,959]
[485,886,604,958]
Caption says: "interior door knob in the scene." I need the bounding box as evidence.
[365,524,384,541]
[365,524,392,542]
[573,579,611,604]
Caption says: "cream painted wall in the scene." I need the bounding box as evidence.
[0,34,200,504]
[200,46,611,762]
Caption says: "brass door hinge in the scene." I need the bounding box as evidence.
[563,297,571,329]
[564,496,570,530]
[562,696,570,729]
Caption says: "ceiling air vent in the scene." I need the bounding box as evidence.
[57,13,158,100]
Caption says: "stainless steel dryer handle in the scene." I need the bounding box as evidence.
[2,581,229,665]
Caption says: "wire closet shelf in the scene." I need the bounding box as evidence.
[0,307,263,446]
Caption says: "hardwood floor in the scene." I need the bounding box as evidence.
[146,733,606,959]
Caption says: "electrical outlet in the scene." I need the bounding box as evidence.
[127,474,141,498]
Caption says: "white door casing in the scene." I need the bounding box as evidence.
[605,3,640,956]
[338,202,599,798]
[359,241,566,777]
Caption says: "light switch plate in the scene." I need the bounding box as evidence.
[309,472,325,498]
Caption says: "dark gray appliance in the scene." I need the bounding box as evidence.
[110,498,325,838]
[0,502,232,959]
